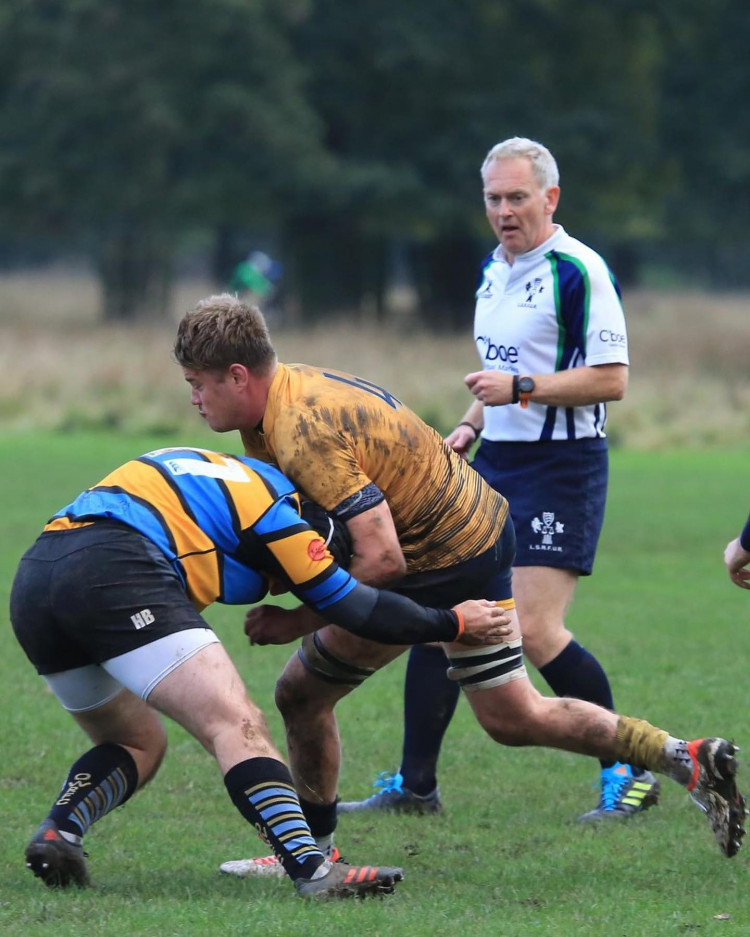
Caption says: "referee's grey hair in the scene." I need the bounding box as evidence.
[481,137,560,190]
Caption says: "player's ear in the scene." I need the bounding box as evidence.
[228,363,250,387]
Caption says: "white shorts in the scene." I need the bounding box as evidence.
[44,628,220,712]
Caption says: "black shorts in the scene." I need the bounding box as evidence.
[10,523,207,676]
[394,522,516,606]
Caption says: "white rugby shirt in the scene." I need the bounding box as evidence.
[474,225,629,442]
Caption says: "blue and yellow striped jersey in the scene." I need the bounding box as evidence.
[44,447,355,611]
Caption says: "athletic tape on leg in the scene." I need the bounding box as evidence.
[446,639,527,691]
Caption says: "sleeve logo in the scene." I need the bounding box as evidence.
[307,538,328,561]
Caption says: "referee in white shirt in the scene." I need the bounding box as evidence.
[340,136,660,824]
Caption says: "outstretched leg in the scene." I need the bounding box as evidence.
[147,641,403,897]
[220,627,408,879]
[453,630,746,858]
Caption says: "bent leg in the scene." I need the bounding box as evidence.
[445,606,622,758]
[147,641,331,881]
[149,640,405,890]
[26,685,166,888]
[147,640,280,771]
[72,686,168,785]
[275,626,407,806]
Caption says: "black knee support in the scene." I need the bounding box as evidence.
[297,632,376,687]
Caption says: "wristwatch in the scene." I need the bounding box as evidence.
[517,375,535,409]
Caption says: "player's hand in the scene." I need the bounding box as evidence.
[244,605,316,645]
[723,537,750,590]
[465,370,514,406]
[452,599,514,646]
[445,424,476,460]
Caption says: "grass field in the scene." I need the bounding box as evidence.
[1,431,749,936]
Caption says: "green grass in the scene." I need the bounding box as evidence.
[1,432,749,936]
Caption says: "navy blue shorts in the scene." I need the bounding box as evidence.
[394,522,516,605]
[10,523,206,675]
[472,437,608,575]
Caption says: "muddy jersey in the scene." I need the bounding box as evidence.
[241,363,508,572]
[44,447,355,611]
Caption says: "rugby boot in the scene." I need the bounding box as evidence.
[686,738,746,858]
[337,771,442,815]
[578,763,660,822]
[25,819,91,888]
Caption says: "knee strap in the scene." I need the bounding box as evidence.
[446,639,527,692]
[297,632,376,687]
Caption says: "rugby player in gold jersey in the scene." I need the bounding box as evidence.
[174,294,745,876]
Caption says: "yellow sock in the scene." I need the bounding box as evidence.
[615,716,669,771]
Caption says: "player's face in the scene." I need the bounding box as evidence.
[183,367,256,433]
[482,157,559,259]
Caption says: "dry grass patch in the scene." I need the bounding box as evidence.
[1,272,748,447]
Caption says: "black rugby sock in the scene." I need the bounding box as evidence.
[48,743,139,841]
[298,796,337,840]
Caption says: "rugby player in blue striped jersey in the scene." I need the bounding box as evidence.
[10,447,509,896]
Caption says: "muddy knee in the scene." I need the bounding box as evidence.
[275,632,378,718]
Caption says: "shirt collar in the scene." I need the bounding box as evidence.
[492,224,565,266]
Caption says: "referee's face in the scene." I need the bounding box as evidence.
[483,157,559,261]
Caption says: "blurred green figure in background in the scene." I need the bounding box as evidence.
[229,250,283,303]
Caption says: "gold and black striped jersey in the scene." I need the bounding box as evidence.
[241,364,508,573]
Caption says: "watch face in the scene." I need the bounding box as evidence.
[518,377,535,394]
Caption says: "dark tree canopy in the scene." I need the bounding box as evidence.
[0,0,748,322]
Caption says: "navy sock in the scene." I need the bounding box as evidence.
[224,757,325,881]
[400,644,460,795]
[48,743,138,840]
[299,796,337,840]
[539,640,630,771]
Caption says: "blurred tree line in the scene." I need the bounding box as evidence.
[0,0,747,326]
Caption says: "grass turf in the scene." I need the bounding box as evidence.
[1,431,749,936]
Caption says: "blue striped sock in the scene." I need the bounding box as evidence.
[48,743,138,840]
[225,757,325,881]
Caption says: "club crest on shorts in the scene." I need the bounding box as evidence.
[530,512,564,552]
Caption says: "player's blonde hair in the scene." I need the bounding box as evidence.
[481,136,559,190]
[174,293,277,374]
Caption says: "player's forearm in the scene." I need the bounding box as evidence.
[325,581,459,644]
[347,551,404,587]
[460,401,485,432]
